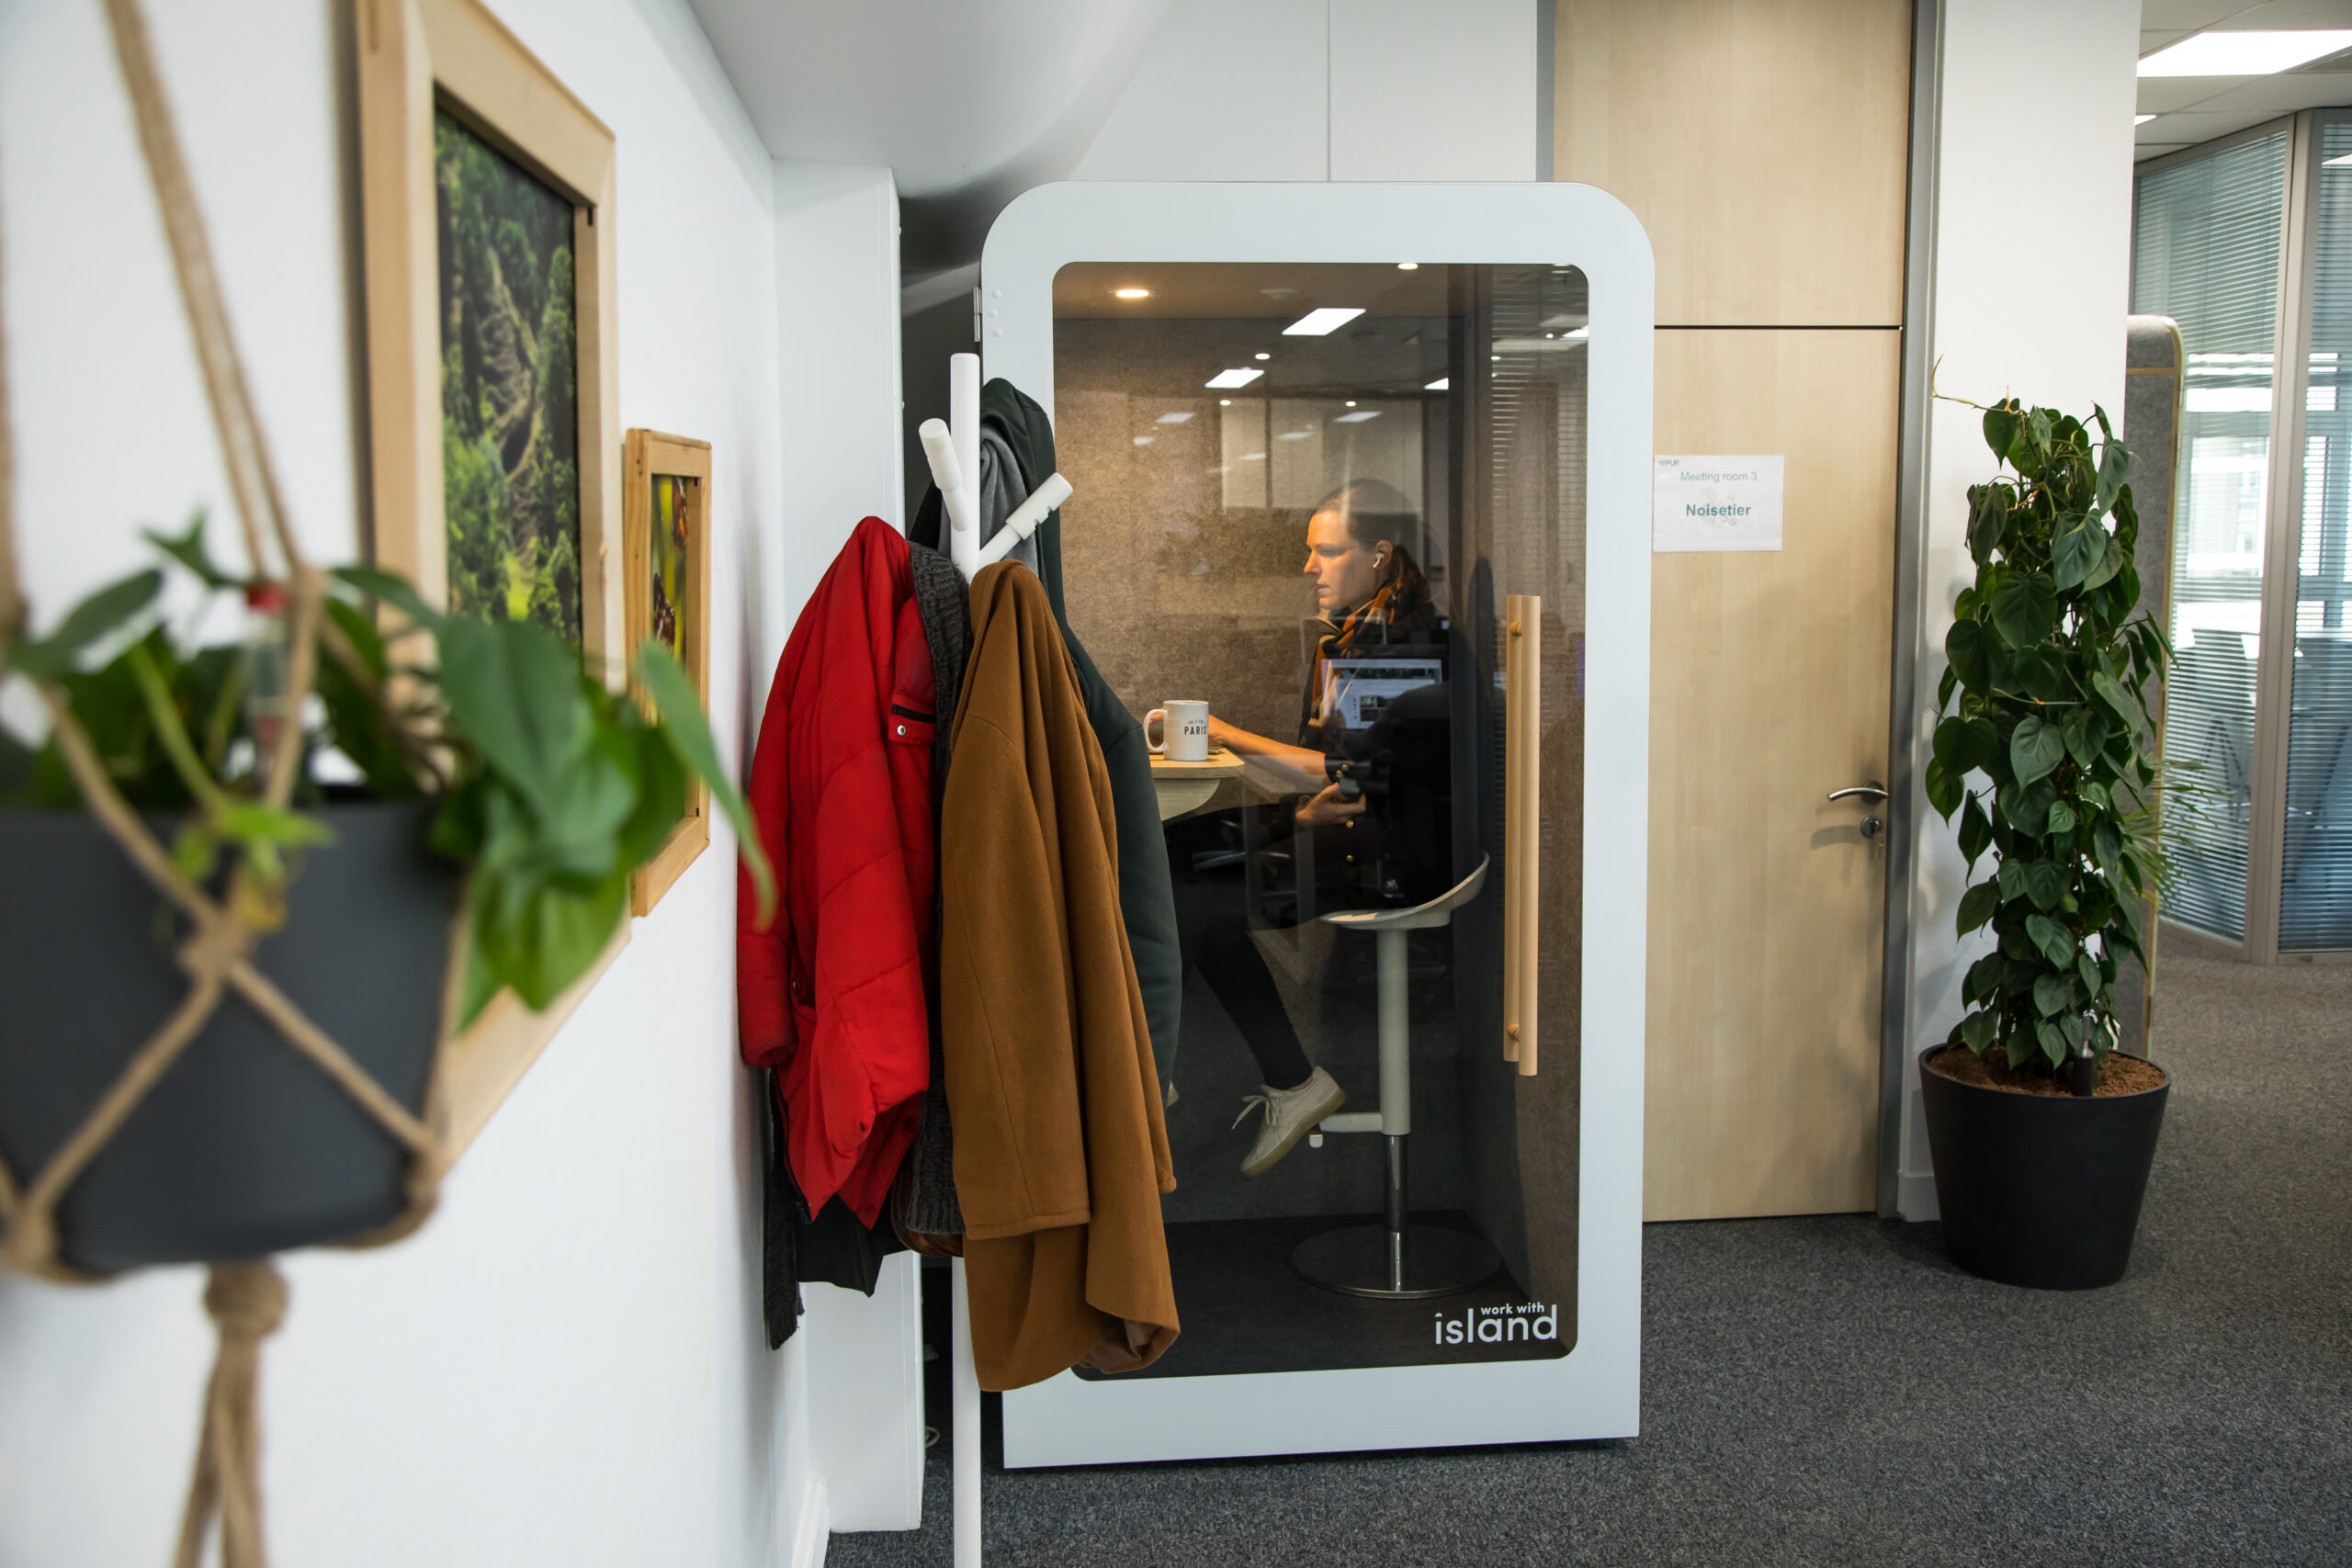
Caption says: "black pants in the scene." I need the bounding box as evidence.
[1167,812,1313,1091]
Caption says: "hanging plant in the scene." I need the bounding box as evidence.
[1925,399,2170,1089]
[0,516,774,1021]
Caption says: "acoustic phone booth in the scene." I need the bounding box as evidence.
[979,182,1653,1464]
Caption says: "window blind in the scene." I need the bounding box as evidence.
[2132,131,2289,942]
[2280,122,2352,948]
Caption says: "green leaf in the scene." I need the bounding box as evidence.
[1963,953,2004,1007]
[2093,820,2123,871]
[2092,424,2131,518]
[1946,617,1991,693]
[1990,571,2057,649]
[9,569,164,679]
[1957,878,2001,936]
[333,565,444,630]
[2078,950,2103,996]
[2033,972,2075,1017]
[1936,715,2001,777]
[2025,913,2076,967]
[1960,1010,1997,1052]
[2047,799,2077,837]
[2006,649,2071,704]
[1925,756,1962,819]
[142,513,243,591]
[435,616,592,816]
[2010,716,2066,785]
[2052,517,2108,592]
[634,640,775,925]
[1938,662,1960,710]
[1966,483,2009,563]
[2022,858,2068,910]
[1958,790,1993,867]
[2091,671,2138,724]
[2002,776,2056,838]
[2035,1018,2066,1069]
[2084,537,2126,592]
[2062,707,2108,773]
[1984,405,2021,466]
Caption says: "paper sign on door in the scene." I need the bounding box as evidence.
[1653,456,1784,553]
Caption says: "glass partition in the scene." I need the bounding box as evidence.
[1052,260,1587,1378]
[2132,130,2289,942]
[2284,121,2352,949]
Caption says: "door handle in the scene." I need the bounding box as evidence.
[1827,782,1889,803]
[1503,595,1540,1077]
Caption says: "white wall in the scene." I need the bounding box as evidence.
[0,1,855,1563]
[769,158,930,1537]
[1071,0,1540,184]
[1894,0,2143,1218]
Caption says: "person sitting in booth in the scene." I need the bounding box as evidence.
[1166,478,1449,1178]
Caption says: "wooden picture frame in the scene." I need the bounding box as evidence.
[624,430,713,914]
[356,0,625,1159]
[357,0,621,685]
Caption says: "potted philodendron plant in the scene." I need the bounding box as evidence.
[1919,399,2173,1290]
[0,519,770,1273]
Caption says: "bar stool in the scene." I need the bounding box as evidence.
[1290,854,1499,1299]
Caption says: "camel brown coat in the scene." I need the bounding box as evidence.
[940,564,1179,1391]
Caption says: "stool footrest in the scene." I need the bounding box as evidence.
[1316,1111,1385,1134]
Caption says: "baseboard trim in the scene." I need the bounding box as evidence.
[782,1477,828,1568]
[1897,1170,1939,1223]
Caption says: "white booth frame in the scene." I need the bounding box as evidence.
[979,181,1656,1467]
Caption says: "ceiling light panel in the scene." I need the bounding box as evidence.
[1205,368,1264,389]
[1283,307,1367,336]
[2138,30,2352,77]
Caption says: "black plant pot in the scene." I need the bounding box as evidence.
[1917,1044,2169,1290]
[0,798,454,1272]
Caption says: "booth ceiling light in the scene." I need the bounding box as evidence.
[1205,367,1263,389]
[1157,411,1194,423]
[2136,114,2158,125]
[2138,29,2352,75]
[1425,377,1451,390]
[1254,351,1272,360]
[1283,307,1366,335]
[1335,411,1382,423]
[1397,261,1419,270]
[1114,287,1151,299]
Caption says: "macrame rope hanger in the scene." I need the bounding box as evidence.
[0,5,456,1566]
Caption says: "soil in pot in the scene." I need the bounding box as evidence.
[1918,1043,2170,1291]
[1927,1045,2166,1098]
[0,797,454,1272]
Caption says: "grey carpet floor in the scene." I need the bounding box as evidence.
[830,952,2352,1566]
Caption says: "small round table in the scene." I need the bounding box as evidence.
[1148,748,1245,821]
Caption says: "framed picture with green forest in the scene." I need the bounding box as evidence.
[355,0,626,1158]
[356,0,620,685]
[625,430,712,914]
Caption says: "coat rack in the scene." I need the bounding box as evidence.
[914,350,1070,1568]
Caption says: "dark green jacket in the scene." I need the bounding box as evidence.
[912,379,1184,1086]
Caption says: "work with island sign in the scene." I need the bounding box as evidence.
[1433,1301,1561,1346]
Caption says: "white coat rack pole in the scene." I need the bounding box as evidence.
[915,350,988,1568]
[948,352,982,577]
[950,1254,981,1568]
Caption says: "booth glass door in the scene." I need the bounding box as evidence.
[1047,259,1588,1381]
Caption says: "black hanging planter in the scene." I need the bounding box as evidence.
[0,797,454,1273]
[1917,1044,2169,1290]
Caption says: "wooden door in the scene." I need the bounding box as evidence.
[1644,330,1899,1219]
[1555,0,1912,1219]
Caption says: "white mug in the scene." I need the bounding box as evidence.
[1147,699,1211,762]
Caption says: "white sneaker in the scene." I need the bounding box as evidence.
[1233,1066,1346,1179]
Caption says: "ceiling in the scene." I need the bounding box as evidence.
[2138,0,2352,161]
[682,0,1172,270]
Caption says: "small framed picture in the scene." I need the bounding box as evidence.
[625,430,713,914]
[358,0,620,682]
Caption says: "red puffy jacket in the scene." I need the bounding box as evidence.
[739,517,937,1225]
